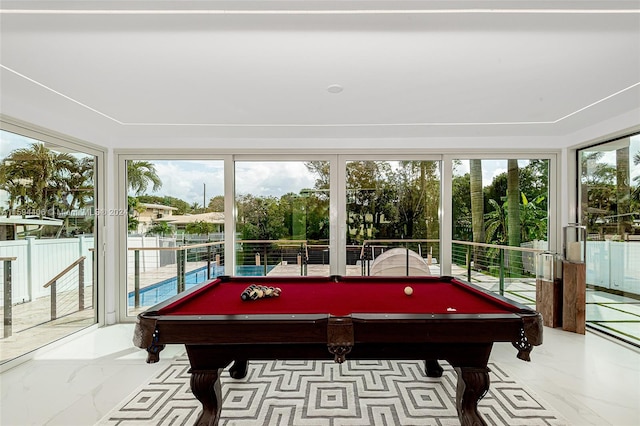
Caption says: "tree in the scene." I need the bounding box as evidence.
[185,220,215,235]
[208,195,225,212]
[57,156,95,233]
[507,159,521,270]
[580,152,616,234]
[452,172,472,240]
[520,193,548,242]
[127,161,162,195]
[484,198,508,245]
[127,196,144,232]
[305,161,330,197]
[147,221,174,236]
[633,152,640,205]
[389,161,439,240]
[0,143,75,216]
[469,159,485,267]
[303,190,330,242]
[345,161,395,243]
[616,145,631,235]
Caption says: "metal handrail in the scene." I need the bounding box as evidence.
[42,256,86,321]
[359,239,439,260]
[43,256,86,288]
[452,240,548,297]
[452,239,546,254]
[127,241,224,251]
[2,257,17,338]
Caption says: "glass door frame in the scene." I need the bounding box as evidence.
[115,152,231,321]
[0,115,107,330]
[337,154,443,276]
[231,154,336,276]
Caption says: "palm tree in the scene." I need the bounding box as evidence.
[616,146,630,235]
[62,156,95,211]
[469,159,485,267]
[632,152,640,204]
[0,143,75,216]
[484,198,508,244]
[507,159,521,271]
[127,161,162,195]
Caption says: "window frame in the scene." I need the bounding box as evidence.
[0,115,107,327]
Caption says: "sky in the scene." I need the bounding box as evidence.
[453,159,531,187]
[145,160,318,206]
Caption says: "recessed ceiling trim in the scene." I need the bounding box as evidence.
[1,9,639,15]
[0,64,124,124]
[2,63,638,128]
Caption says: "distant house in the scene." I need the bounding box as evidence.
[136,203,179,234]
[156,211,224,234]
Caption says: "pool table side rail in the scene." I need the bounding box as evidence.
[134,311,541,359]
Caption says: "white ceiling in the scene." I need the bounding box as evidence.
[1,1,639,147]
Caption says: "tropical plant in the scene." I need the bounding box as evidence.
[0,143,76,216]
[520,193,548,242]
[633,152,640,204]
[506,159,521,270]
[484,198,508,245]
[208,195,225,212]
[469,159,485,266]
[185,220,215,235]
[127,196,143,232]
[127,160,162,195]
[146,221,174,236]
[484,193,548,245]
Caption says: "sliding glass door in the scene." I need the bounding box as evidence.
[234,159,330,276]
[0,128,101,364]
[345,160,441,277]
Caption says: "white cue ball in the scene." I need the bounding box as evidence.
[404,286,413,296]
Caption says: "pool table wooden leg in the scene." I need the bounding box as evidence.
[454,366,490,426]
[424,359,444,377]
[190,368,223,426]
[229,359,248,379]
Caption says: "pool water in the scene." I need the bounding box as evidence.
[128,265,275,307]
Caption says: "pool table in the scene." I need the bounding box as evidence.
[134,275,542,426]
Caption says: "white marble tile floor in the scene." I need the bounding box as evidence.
[0,324,638,426]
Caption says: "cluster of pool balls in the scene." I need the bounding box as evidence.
[240,284,282,301]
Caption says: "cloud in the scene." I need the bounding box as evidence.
[148,160,317,205]
[149,160,225,205]
[235,162,316,197]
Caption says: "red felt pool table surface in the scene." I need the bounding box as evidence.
[157,275,520,317]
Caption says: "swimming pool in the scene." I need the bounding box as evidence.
[129,265,275,307]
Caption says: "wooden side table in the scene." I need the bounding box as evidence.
[562,260,586,334]
[536,278,562,328]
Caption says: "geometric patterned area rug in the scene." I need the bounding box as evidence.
[97,356,567,426]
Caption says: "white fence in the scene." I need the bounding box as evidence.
[0,236,94,304]
[0,235,180,305]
